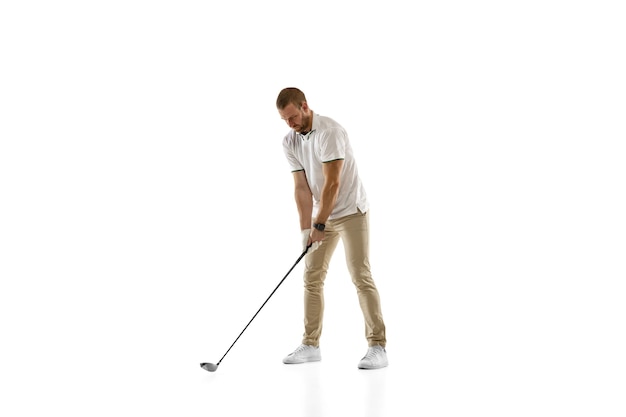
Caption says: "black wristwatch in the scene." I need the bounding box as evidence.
[313,223,326,232]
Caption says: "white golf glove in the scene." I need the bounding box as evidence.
[301,229,321,254]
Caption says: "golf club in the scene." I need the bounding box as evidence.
[200,244,312,372]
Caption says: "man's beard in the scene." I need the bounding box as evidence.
[297,114,311,133]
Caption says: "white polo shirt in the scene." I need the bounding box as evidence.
[282,113,369,220]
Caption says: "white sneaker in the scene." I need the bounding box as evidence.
[358,345,388,369]
[283,344,321,364]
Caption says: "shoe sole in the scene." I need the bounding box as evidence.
[283,357,321,364]
[358,361,389,370]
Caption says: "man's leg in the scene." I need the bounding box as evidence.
[301,229,340,347]
[333,210,387,347]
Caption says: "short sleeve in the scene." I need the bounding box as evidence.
[319,127,346,162]
[283,137,304,172]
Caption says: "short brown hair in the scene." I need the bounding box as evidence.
[276,87,307,110]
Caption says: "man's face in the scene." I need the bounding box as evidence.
[279,102,310,133]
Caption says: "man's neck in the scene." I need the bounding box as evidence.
[304,111,314,134]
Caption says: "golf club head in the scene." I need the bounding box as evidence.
[200,362,218,372]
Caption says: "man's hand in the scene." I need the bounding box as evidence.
[301,229,321,254]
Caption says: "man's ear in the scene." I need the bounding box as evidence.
[300,101,310,112]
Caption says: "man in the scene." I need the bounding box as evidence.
[276,87,388,369]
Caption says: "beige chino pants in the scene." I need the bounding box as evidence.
[301,210,386,348]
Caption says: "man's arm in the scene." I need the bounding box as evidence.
[292,170,314,230]
[314,159,343,226]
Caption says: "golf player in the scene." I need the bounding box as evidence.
[276,87,388,369]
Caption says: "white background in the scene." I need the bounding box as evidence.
[1,1,625,416]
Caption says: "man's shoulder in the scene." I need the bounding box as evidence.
[314,114,345,134]
[282,129,297,143]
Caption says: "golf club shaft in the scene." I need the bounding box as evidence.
[215,245,311,366]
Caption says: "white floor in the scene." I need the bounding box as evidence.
[3,251,623,417]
